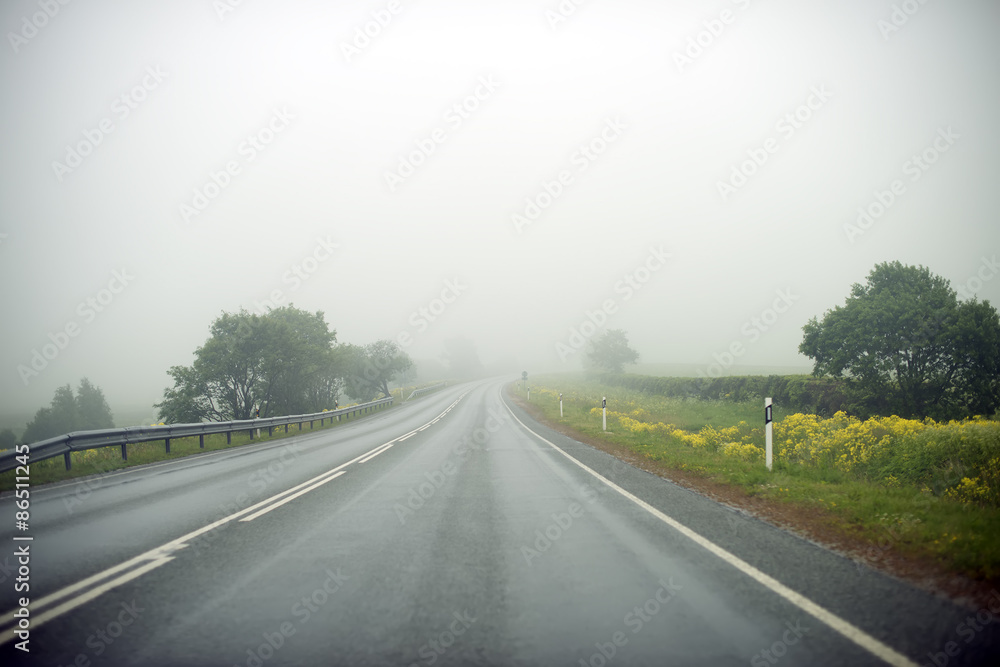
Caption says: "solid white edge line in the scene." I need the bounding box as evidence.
[239,471,347,522]
[498,390,918,667]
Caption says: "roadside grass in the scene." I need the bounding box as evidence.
[515,374,1000,582]
[0,403,392,493]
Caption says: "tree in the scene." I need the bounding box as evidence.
[799,261,1000,419]
[256,307,340,416]
[21,378,115,443]
[156,307,343,423]
[76,378,114,431]
[342,340,413,401]
[0,429,16,450]
[586,329,639,374]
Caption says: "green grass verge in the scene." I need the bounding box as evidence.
[516,374,1000,582]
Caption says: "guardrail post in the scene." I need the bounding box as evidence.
[309,420,314,429]
[284,424,288,433]
[64,451,71,470]
[199,434,205,449]
[298,422,302,430]
[268,425,273,437]
[121,444,127,461]
[227,431,232,444]
[165,438,171,454]
[250,428,254,440]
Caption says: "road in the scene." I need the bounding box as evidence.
[1,379,998,666]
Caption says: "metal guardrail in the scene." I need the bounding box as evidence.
[0,397,394,474]
[406,382,447,401]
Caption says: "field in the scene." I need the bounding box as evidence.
[513,374,1000,585]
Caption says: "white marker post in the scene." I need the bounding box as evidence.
[602,397,607,431]
[765,397,773,471]
[559,393,563,418]
[527,387,531,402]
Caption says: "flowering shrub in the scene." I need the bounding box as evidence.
[601,406,1000,506]
[525,380,1000,507]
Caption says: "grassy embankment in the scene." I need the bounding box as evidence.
[513,374,1000,584]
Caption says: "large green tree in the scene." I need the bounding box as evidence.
[21,379,114,443]
[799,261,1000,419]
[156,307,343,423]
[586,329,639,374]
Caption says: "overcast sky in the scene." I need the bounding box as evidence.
[1,0,998,419]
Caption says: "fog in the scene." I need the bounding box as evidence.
[2,0,998,422]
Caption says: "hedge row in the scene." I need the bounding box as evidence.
[590,373,851,416]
